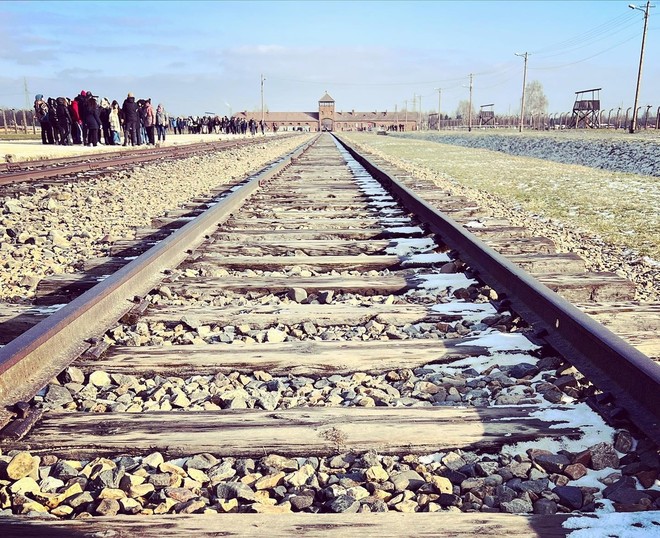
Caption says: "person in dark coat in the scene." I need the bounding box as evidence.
[77,90,92,144]
[47,97,60,145]
[121,92,139,146]
[99,98,112,145]
[56,97,72,145]
[83,96,101,147]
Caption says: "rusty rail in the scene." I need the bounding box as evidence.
[0,136,293,185]
[335,134,660,444]
[0,135,317,429]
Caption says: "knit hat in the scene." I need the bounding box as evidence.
[35,94,43,100]
[80,90,86,96]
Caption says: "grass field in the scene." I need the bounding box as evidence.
[0,131,40,141]
[341,133,660,261]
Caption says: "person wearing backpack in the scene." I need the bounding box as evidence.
[34,94,54,144]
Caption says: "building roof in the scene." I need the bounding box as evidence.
[237,109,420,124]
[335,111,420,122]
[237,111,319,123]
[319,92,334,103]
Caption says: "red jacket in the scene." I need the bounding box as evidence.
[71,100,81,124]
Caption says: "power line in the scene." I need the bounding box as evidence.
[531,11,637,55]
[533,18,641,59]
[529,32,643,71]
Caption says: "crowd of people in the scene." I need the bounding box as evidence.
[33,91,170,147]
[174,115,268,136]
[33,91,271,147]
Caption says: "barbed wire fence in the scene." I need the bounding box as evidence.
[0,108,37,135]
[427,105,659,131]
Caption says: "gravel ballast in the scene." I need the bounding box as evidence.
[396,131,660,177]
[340,133,660,301]
[1,134,657,521]
[0,134,312,302]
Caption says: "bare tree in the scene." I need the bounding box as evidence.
[525,80,548,115]
[455,100,476,120]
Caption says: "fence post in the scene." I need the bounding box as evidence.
[22,109,28,133]
[644,105,651,129]
[12,109,18,133]
[1,109,6,134]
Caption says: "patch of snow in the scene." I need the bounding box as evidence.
[501,402,617,457]
[385,238,437,256]
[563,511,660,538]
[430,301,497,322]
[27,304,68,314]
[443,351,536,372]
[456,331,539,352]
[418,452,444,464]
[368,200,398,208]
[386,226,425,235]
[379,209,405,216]
[643,256,660,267]
[415,273,477,292]
[568,467,621,493]
[401,253,451,266]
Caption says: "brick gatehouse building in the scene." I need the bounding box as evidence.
[237,92,420,132]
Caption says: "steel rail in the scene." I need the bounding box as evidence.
[0,136,293,185]
[0,135,317,429]
[335,134,660,445]
[0,145,178,173]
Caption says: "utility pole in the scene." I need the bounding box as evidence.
[419,95,423,130]
[260,74,266,127]
[24,77,30,109]
[515,52,529,132]
[629,1,654,133]
[468,74,473,132]
[23,77,30,134]
[435,88,442,130]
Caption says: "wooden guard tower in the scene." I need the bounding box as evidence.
[569,88,601,128]
[478,104,495,126]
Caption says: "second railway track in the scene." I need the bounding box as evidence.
[0,133,658,536]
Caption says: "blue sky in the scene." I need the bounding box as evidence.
[0,1,657,117]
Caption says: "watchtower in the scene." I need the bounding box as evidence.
[569,88,601,128]
[318,92,335,131]
[479,104,495,127]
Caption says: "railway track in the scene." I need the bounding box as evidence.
[0,136,286,186]
[0,133,658,535]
